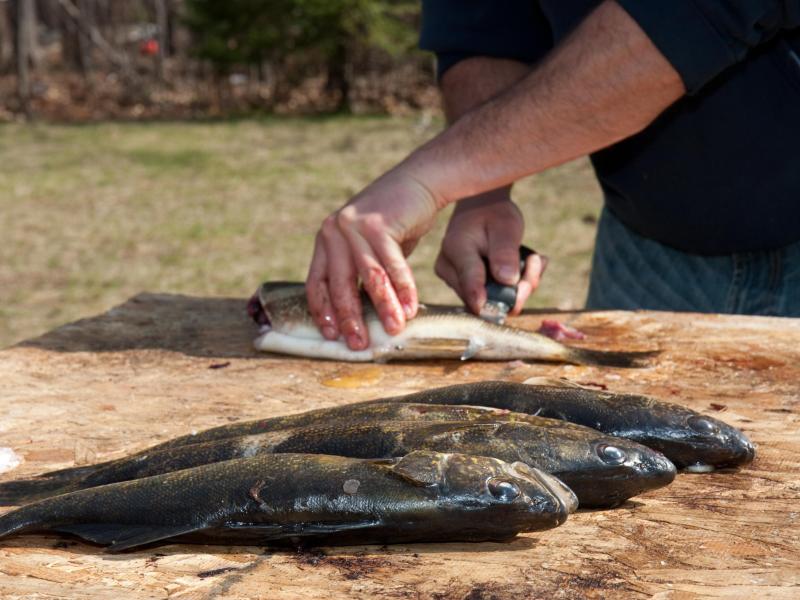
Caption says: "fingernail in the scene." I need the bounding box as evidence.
[497,266,517,283]
[402,303,414,319]
[384,316,400,334]
[322,325,338,339]
[347,334,365,349]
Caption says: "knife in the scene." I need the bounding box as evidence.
[479,245,537,325]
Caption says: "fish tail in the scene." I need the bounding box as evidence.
[0,476,78,506]
[564,347,659,368]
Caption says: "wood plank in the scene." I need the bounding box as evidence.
[1,293,799,599]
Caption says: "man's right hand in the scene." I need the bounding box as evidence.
[434,189,547,316]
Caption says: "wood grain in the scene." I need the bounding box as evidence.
[1,293,798,599]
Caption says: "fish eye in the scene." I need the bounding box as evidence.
[688,416,719,435]
[487,478,521,502]
[596,444,626,465]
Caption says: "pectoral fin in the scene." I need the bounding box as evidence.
[461,338,486,360]
[387,451,447,487]
[55,522,207,552]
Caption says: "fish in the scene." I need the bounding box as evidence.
[0,418,674,508]
[0,403,526,505]
[248,282,655,367]
[0,451,577,551]
[376,380,756,471]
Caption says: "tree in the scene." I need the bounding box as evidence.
[184,0,419,111]
[15,0,36,116]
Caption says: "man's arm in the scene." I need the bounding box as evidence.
[404,1,684,206]
[306,0,684,349]
[435,58,546,314]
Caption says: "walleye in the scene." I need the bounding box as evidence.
[0,419,674,508]
[248,282,654,367]
[0,403,528,505]
[377,380,756,470]
[0,451,576,551]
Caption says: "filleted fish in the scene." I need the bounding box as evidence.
[248,282,655,367]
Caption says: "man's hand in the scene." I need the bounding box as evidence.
[435,190,546,316]
[306,169,442,350]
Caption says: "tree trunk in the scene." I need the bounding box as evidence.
[0,3,13,72]
[154,0,168,80]
[77,0,94,75]
[16,0,34,117]
[325,41,350,113]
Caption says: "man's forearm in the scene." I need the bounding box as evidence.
[441,57,530,123]
[407,0,685,206]
[440,57,531,202]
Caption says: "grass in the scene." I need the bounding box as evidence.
[0,116,603,349]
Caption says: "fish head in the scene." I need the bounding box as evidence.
[558,436,677,507]
[391,451,577,537]
[618,410,756,471]
[487,423,676,508]
[248,282,317,335]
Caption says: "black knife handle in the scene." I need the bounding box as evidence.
[482,245,537,308]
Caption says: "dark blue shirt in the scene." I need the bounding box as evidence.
[420,1,800,254]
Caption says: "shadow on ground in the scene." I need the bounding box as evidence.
[18,293,261,359]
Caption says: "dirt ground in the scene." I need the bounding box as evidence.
[0,116,602,348]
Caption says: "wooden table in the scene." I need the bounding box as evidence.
[1,293,798,599]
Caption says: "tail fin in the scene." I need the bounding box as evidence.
[565,347,659,368]
[0,476,78,506]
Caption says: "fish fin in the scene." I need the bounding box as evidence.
[522,376,585,389]
[55,522,205,552]
[386,338,469,358]
[564,348,659,368]
[461,338,486,361]
[0,477,78,506]
[387,451,446,487]
[221,520,381,540]
[422,422,502,445]
[289,520,381,536]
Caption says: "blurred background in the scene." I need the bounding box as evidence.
[0,0,602,348]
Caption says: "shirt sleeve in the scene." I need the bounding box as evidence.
[419,0,551,79]
[616,0,800,94]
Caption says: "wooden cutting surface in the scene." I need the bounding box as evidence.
[0,293,798,599]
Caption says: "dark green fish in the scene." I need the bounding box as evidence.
[249,282,655,367]
[0,451,577,551]
[377,380,756,471]
[0,403,541,506]
[143,402,518,450]
[0,419,674,508]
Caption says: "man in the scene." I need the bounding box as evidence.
[304,1,800,351]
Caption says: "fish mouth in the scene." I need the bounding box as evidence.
[247,293,271,329]
[510,462,578,523]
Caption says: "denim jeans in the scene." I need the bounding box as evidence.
[586,207,800,317]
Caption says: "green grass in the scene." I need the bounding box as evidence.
[0,117,603,349]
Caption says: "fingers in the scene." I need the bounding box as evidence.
[486,215,524,286]
[306,236,339,340]
[435,249,487,314]
[318,214,369,350]
[355,210,419,320]
[511,252,549,315]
